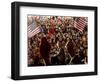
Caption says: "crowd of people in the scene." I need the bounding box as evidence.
[27,16,88,66]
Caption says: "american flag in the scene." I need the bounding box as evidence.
[74,17,87,32]
[28,22,41,38]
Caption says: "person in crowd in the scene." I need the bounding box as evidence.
[40,37,51,65]
[58,47,65,65]
[67,38,75,57]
